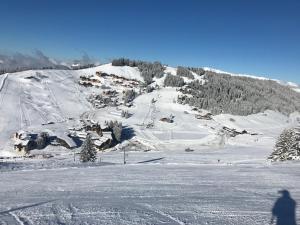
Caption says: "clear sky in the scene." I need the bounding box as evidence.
[0,0,299,83]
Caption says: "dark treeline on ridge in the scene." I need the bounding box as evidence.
[178,72,300,116]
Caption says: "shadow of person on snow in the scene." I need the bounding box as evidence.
[271,190,297,225]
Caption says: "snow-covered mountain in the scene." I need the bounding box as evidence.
[1,62,300,225]
[0,62,299,157]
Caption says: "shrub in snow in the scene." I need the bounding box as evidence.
[123,89,137,104]
[146,85,154,93]
[141,71,153,85]
[138,61,165,82]
[164,74,185,87]
[80,134,97,162]
[36,132,49,149]
[121,110,130,118]
[189,67,205,76]
[111,58,141,67]
[177,66,194,79]
[269,128,300,161]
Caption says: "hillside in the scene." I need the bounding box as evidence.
[1,61,300,225]
[0,61,299,158]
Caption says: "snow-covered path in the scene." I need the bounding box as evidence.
[0,150,299,225]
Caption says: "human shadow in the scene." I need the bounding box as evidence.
[271,190,297,225]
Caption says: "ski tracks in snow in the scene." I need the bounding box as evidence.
[0,74,9,108]
[8,212,29,225]
[0,74,8,92]
[18,83,32,129]
[43,80,66,122]
[138,203,186,225]
[0,211,31,225]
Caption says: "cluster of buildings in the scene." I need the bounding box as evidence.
[13,120,115,156]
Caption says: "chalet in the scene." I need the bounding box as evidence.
[71,63,81,69]
[160,114,175,123]
[91,131,113,150]
[95,71,109,77]
[13,131,36,155]
[195,113,213,120]
[160,117,173,123]
[14,140,35,155]
[13,130,79,154]
[83,122,102,136]
[55,136,77,149]
[103,90,117,96]
[70,121,114,151]
[222,126,248,137]
[78,74,102,88]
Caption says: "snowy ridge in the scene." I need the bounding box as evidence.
[203,67,299,90]
[203,67,269,80]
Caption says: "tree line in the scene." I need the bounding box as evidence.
[112,58,165,85]
[177,72,300,116]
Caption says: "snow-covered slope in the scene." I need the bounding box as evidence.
[203,67,272,80]
[203,67,300,91]
[0,69,91,155]
[0,63,299,157]
[80,63,143,81]
[1,63,300,225]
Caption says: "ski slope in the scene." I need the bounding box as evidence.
[0,146,300,225]
[0,64,299,156]
[0,64,299,224]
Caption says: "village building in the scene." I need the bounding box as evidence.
[13,130,36,155]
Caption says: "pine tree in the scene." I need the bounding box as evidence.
[36,132,48,149]
[123,89,136,104]
[270,128,300,161]
[112,122,122,142]
[105,120,123,143]
[164,74,185,87]
[121,110,130,118]
[80,134,97,162]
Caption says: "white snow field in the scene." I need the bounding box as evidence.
[0,148,300,225]
[0,64,300,224]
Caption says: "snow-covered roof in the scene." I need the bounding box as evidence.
[55,132,77,148]
[94,136,110,146]
[15,130,32,140]
[14,139,30,146]
[102,131,112,139]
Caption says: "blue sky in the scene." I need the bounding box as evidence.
[0,0,299,83]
